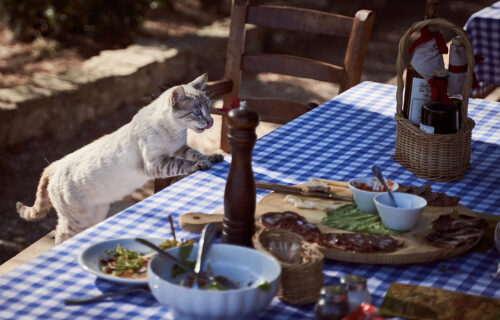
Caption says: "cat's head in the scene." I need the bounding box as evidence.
[170,73,213,133]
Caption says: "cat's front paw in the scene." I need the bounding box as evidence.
[192,159,212,171]
[208,153,224,163]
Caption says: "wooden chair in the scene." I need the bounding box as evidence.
[205,0,375,152]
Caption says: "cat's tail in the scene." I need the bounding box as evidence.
[17,168,52,221]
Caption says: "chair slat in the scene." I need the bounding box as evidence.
[242,54,344,83]
[244,98,311,124]
[205,79,233,99]
[247,5,353,37]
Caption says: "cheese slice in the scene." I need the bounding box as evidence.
[284,195,341,211]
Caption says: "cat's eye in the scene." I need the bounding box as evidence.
[192,110,201,116]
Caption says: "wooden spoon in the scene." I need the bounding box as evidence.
[179,212,224,233]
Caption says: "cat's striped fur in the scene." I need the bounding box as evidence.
[17,74,223,244]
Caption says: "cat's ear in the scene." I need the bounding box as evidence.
[189,73,208,91]
[171,86,185,107]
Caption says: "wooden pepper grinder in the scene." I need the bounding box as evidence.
[222,102,259,247]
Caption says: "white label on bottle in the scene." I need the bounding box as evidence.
[420,123,434,134]
[408,78,431,125]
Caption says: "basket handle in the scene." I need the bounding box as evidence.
[395,18,474,131]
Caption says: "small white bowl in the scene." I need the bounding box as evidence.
[148,243,281,320]
[349,177,399,213]
[374,192,427,231]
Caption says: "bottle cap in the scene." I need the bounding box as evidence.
[433,69,449,78]
[341,275,367,291]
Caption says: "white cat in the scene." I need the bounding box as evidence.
[17,73,223,244]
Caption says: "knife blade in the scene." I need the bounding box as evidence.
[255,181,353,202]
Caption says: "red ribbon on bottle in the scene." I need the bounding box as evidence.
[408,27,448,55]
[428,77,450,104]
[448,55,484,89]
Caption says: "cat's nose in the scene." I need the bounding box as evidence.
[204,118,214,129]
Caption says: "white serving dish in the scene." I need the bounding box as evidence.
[348,177,399,213]
[374,192,427,231]
[148,243,281,320]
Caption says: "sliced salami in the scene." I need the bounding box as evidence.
[318,233,404,253]
[259,211,321,243]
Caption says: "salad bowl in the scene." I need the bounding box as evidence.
[148,243,281,320]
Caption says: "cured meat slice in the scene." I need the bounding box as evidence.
[425,213,487,248]
[259,211,321,243]
[260,211,305,227]
[398,184,460,206]
[318,233,404,253]
[431,214,488,232]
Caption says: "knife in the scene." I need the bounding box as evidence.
[255,181,353,202]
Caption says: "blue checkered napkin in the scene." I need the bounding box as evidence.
[464,2,500,94]
[0,81,499,320]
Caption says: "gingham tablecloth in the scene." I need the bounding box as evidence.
[1,82,499,319]
[464,1,500,94]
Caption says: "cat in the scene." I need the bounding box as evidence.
[16,73,223,244]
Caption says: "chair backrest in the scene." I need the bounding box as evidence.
[209,0,375,152]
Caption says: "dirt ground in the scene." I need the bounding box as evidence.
[0,0,495,264]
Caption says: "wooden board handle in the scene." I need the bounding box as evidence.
[179,212,224,233]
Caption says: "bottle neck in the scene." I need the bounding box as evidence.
[428,76,450,104]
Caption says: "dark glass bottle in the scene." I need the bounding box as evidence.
[419,69,460,134]
[403,0,442,123]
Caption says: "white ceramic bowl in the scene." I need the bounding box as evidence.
[148,243,281,320]
[374,192,427,231]
[348,177,399,213]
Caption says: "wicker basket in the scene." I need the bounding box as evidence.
[393,18,476,182]
[252,228,324,305]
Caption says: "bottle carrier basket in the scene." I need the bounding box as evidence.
[394,18,475,182]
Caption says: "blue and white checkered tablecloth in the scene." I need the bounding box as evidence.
[0,82,499,319]
[464,1,500,94]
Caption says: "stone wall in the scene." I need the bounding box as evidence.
[0,19,263,149]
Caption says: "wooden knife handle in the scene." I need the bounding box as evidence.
[255,181,300,193]
[179,212,224,233]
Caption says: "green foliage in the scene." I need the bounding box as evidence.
[1,0,153,42]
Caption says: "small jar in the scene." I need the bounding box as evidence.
[340,275,372,313]
[420,101,459,134]
[314,285,349,320]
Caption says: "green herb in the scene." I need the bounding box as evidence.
[170,244,195,278]
[103,244,146,276]
[178,244,194,261]
[257,281,271,292]
[322,204,399,236]
[172,260,196,278]
[159,239,194,250]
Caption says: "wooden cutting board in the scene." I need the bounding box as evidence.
[255,190,481,264]
[179,180,482,264]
